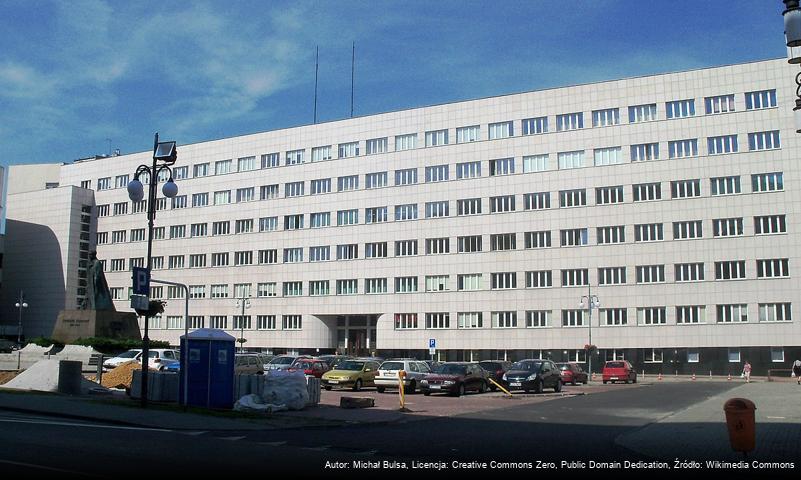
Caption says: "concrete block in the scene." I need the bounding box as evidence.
[340,396,374,409]
[306,377,321,406]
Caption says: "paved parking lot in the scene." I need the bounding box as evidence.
[316,382,639,418]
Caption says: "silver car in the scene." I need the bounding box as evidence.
[375,359,431,393]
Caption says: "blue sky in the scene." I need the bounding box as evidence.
[0,0,787,166]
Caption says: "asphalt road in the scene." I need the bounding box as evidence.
[0,382,739,478]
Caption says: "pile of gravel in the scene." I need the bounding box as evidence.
[101,361,141,389]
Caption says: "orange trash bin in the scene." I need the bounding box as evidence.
[723,398,757,453]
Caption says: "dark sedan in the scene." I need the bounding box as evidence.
[556,362,588,385]
[478,360,511,391]
[421,362,489,397]
[502,359,562,393]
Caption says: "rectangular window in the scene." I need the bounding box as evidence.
[310,212,331,228]
[282,315,302,330]
[235,219,253,234]
[425,165,449,183]
[426,313,450,329]
[188,286,205,299]
[234,251,253,266]
[285,181,304,198]
[365,242,388,258]
[748,131,781,151]
[490,233,515,251]
[395,240,418,257]
[628,103,657,123]
[283,248,303,263]
[96,232,108,245]
[488,121,513,140]
[715,260,747,280]
[365,278,388,294]
[668,139,699,158]
[213,190,231,205]
[526,270,552,288]
[594,147,623,166]
[395,133,417,151]
[130,229,146,242]
[596,186,624,205]
[311,145,332,162]
[559,188,586,207]
[336,244,358,260]
[754,215,787,235]
[425,129,448,146]
[261,153,280,169]
[257,282,277,297]
[523,192,550,210]
[561,269,589,287]
[759,303,792,322]
[310,178,331,195]
[673,220,703,240]
[601,308,627,326]
[115,174,129,188]
[525,230,551,249]
[215,159,232,175]
[259,217,278,232]
[491,311,517,328]
[665,99,695,119]
[634,223,665,242]
[560,228,588,247]
[286,149,304,165]
[260,184,279,200]
[457,274,482,291]
[212,221,230,236]
[171,195,187,209]
[745,89,777,110]
[97,177,111,190]
[366,171,388,189]
[756,258,789,278]
[630,142,659,162]
[632,183,661,202]
[210,284,228,299]
[394,313,418,330]
[425,275,449,292]
[598,266,626,285]
[771,347,785,363]
[365,206,388,224]
[257,315,276,330]
[193,163,209,177]
[491,272,517,290]
[457,312,483,329]
[523,154,549,173]
[284,214,304,230]
[395,277,418,293]
[490,195,515,213]
[425,237,450,255]
[309,246,331,262]
[338,141,359,158]
[336,279,358,295]
[489,157,515,176]
[425,201,449,218]
[592,108,620,127]
[96,205,109,217]
[366,137,388,155]
[457,235,482,253]
[557,150,584,170]
[168,225,185,239]
[597,226,625,244]
[522,116,548,135]
[562,310,586,327]
[113,202,128,216]
[712,218,743,237]
[395,168,418,185]
[525,310,550,328]
[675,305,706,324]
[456,161,481,179]
[636,265,665,283]
[671,179,701,198]
[394,204,418,221]
[637,307,667,325]
[711,176,741,196]
[189,254,206,268]
[751,172,783,192]
[716,304,748,323]
[258,249,278,265]
[707,135,738,155]
[337,209,358,226]
[211,253,229,267]
[112,230,127,243]
[237,156,256,172]
[675,263,704,282]
[283,282,303,297]
[705,94,735,114]
[132,200,146,213]
[457,198,482,216]
[556,112,583,131]
[456,125,480,143]
[337,175,359,192]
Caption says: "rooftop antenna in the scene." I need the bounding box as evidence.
[350,41,355,118]
[314,46,319,124]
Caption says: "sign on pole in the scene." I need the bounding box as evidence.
[429,338,436,357]
[132,267,151,296]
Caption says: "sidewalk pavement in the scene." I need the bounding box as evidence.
[617,381,801,462]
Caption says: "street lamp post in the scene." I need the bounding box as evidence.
[579,285,600,378]
[127,133,178,408]
[14,290,28,346]
[236,296,251,354]
[781,1,801,131]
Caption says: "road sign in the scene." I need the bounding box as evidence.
[132,267,151,296]
[429,347,436,356]
[130,294,149,310]
[429,338,436,348]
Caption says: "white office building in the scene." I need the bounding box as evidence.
[4,58,800,373]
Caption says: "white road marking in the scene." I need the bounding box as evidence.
[766,416,786,419]
[0,417,172,432]
[0,458,102,477]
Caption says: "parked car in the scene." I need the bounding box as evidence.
[163,361,181,373]
[375,359,431,393]
[235,353,264,374]
[420,362,489,397]
[102,348,180,372]
[265,355,310,371]
[316,355,353,368]
[602,360,637,384]
[502,359,562,393]
[556,362,589,385]
[321,359,381,391]
[258,353,275,370]
[478,360,512,391]
[288,358,330,378]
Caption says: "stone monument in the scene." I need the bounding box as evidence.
[52,252,141,344]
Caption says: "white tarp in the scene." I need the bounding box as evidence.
[260,370,309,411]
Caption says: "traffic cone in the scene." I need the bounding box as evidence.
[691,373,696,381]
[658,373,663,381]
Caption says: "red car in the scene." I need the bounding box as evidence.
[288,359,330,378]
[602,360,637,384]
[556,362,588,385]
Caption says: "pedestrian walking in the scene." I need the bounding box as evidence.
[742,360,752,383]
[792,360,801,385]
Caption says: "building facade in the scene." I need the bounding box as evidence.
[11,58,801,373]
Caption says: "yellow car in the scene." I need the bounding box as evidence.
[321,359,381,391]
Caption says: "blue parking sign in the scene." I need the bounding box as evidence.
[132,267,151,296]
[429,338,436,348]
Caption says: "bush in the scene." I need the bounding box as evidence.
[72,337,171,354]
[28,337,63,348]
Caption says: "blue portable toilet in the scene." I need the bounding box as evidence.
[179,328,235,409]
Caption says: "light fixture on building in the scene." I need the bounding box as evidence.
[783,1,801,47]
[580,289,600,378]
[14,290,28,345]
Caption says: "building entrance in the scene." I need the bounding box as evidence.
[335,315,378,357]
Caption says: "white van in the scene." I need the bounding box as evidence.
[375,359,431,393]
